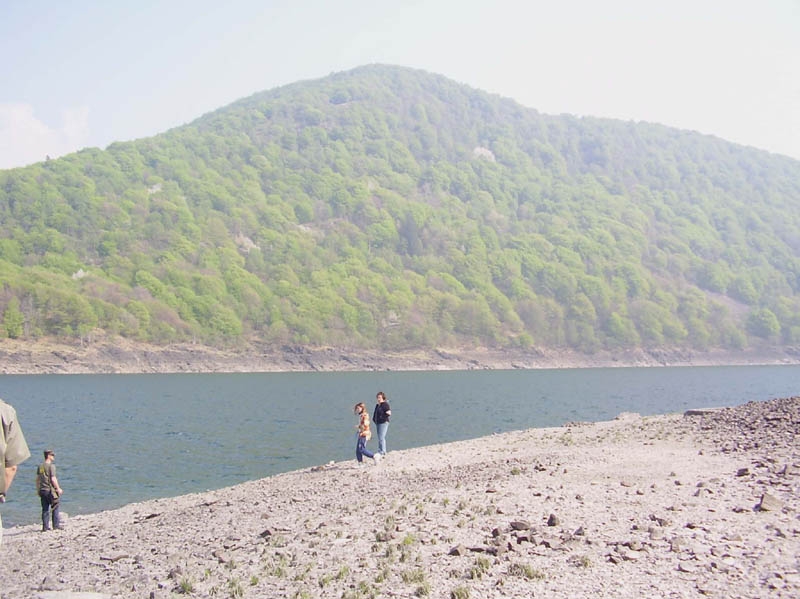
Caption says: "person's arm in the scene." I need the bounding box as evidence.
[50,466,63,496]
[4,464,18,494]
[1,406,31,496]
[51,474,63,495]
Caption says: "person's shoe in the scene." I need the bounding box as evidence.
[373,453,382,463]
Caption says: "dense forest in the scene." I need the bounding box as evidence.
[1,64,799,355]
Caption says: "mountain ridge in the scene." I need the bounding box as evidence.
[1,64,799,359]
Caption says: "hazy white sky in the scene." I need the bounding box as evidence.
[1,0,798,170]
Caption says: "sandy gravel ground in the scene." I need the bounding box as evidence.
[1,398,797,599]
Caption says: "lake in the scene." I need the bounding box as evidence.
[1,365,798,527]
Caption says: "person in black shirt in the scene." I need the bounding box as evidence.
[372,391,391,456]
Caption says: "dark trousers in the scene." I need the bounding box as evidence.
[39,491,61,531]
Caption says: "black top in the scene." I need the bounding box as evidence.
[372,402,391,424]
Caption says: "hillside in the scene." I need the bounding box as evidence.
[1,64,799,359]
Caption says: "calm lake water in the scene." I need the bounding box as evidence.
[1,365,798,527]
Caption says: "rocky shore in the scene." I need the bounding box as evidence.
[1,397,797,598]
[1,338,799,374]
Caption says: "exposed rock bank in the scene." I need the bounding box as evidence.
[2,338,799,374]
[1,397,797,598]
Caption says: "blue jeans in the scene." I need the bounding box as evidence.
[40,491,61,531]
[376,422,389,455]
[356,435,374,462]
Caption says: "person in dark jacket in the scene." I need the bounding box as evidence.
[372,391,391,456]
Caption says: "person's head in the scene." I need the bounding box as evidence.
[44,450,55,461]
[376,391,386,403]
[354,402,366,414]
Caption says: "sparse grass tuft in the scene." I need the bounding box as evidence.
[401,568,427,584]
[573,554,592,568]
[384,514,396,532]
[375,565,391,583]
[293,564,312,581]
[559,433,574,446]
[469,555,492,579]
[178,576,194,594]
[264,554,289,578]
[341,580,379,599]
[269,533,289,547]
[508,562,545,579]
[451,585,470,599]
[226,577,244,599]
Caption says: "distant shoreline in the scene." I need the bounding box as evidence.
[1,338,799,374]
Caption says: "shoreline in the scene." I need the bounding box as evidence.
[1,338,799,374]
[1,397,797,598]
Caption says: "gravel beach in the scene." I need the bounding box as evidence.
[1,397,798,599]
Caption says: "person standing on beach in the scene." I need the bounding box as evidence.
[372,391,391,456]
[36,449,64,531]
[354,402,380,464]
[1,398,31,546]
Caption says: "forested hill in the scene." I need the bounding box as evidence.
[1,64,799,355]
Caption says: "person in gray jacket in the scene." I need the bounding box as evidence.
[1,398,31,545]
